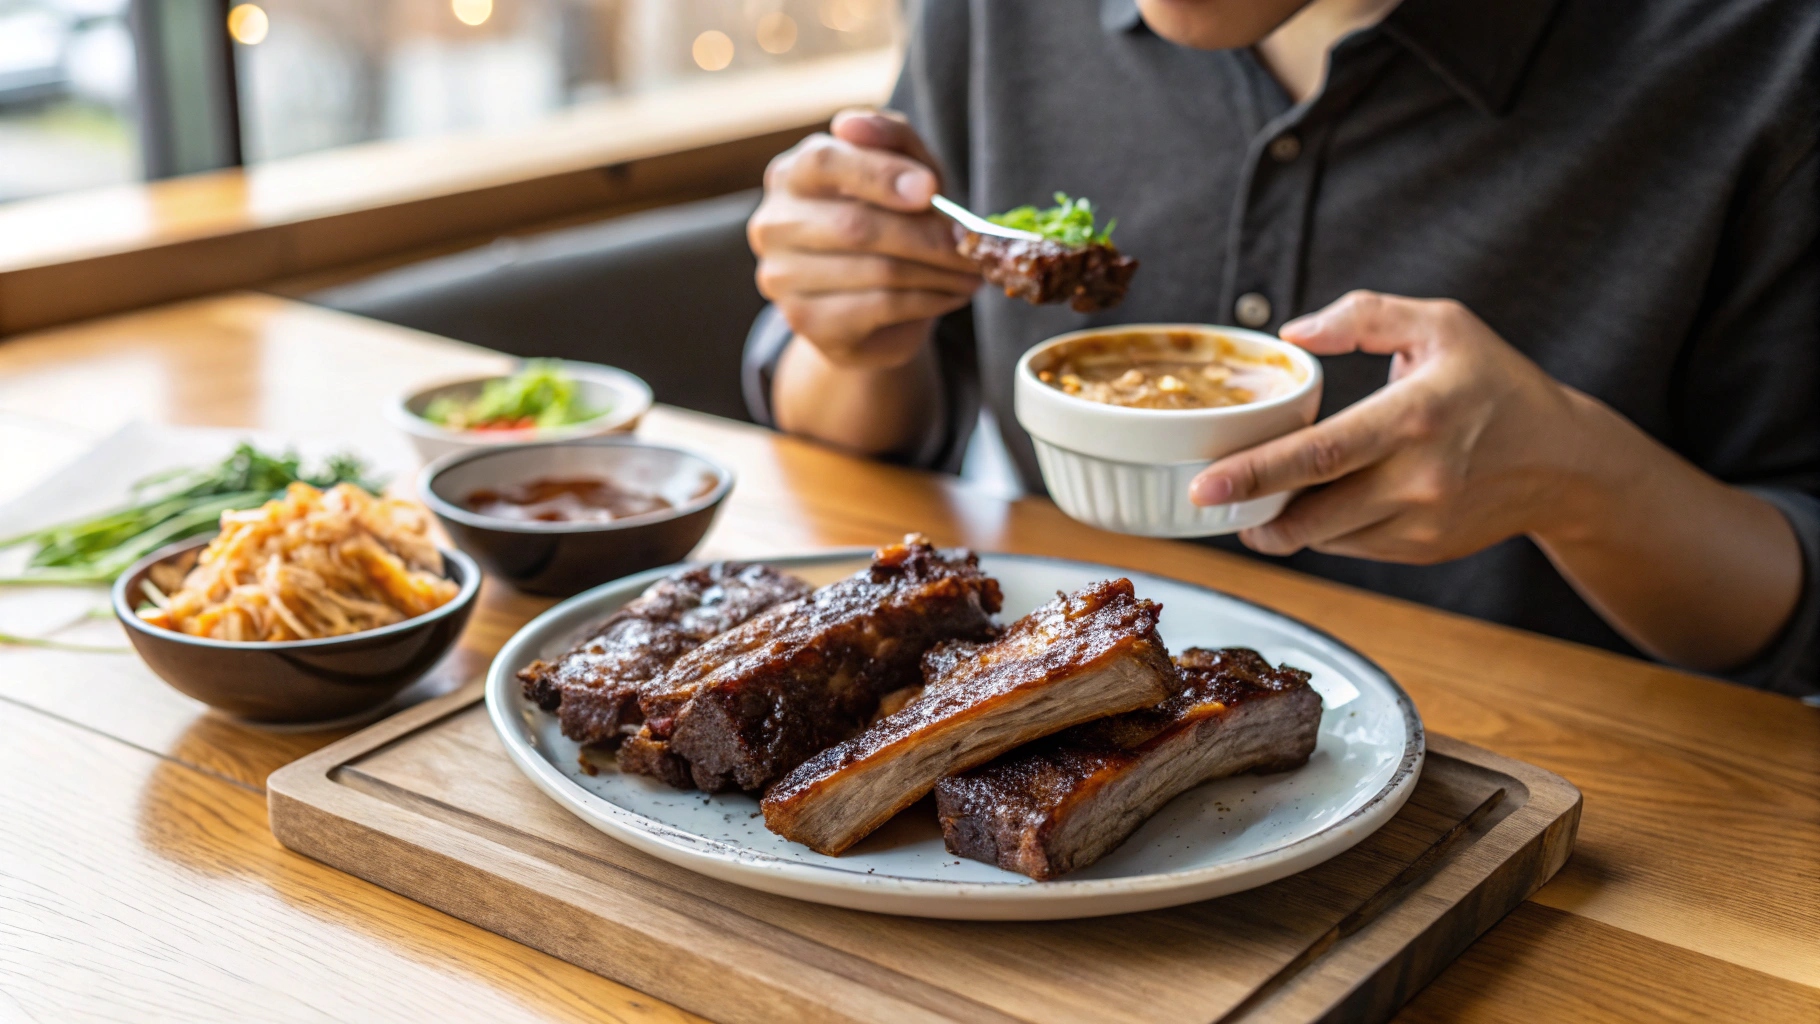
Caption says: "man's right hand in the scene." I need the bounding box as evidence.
[748,109,981,369]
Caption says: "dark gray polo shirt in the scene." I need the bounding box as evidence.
[746,0,1820,696]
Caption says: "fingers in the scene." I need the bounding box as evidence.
[1199,293,1535,565]
[831,109,944,182]
[752,112,977,367]
[1236,470,1398,556]
[1189,392,1405,505]
[751,194,977,270]
[767,129,938,213]
[775,288,972,363]
[1293,514,1456,565]
[759,251,980,299]
[1278,290,1464,359]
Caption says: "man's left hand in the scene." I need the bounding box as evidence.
[1189,291,1588,563]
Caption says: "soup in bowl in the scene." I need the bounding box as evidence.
[1033,327,1303,410]
[1014,324,1322,537]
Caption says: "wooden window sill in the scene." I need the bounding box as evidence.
[0,49,897,336]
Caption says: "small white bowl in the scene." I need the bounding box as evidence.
[1015,324,1322,537]
[388,360,654,465]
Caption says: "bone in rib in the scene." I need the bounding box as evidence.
[516,562,811,746]
[762,578,1180,855]
[934,647,1322,879]
[624,534,1004,792]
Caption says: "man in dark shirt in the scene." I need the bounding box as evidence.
[743,0,1820,697]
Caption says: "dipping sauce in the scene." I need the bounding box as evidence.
[466,476,671,524]
[1035,330,1299,410]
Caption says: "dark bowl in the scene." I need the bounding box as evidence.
[418,438,733,597]
[113,537,480,726]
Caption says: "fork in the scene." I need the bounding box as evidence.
[930,195,1044,241]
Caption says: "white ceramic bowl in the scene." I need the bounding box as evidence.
[387,359,654,464]
[1015,324,1322,537]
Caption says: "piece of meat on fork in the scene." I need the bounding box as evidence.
[935,647,1322,880]
[762,578,1180,855]
[516,562,811,746]
[957,233,1139,313]
[626,534,1004,792]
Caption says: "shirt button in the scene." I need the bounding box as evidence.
[1268,133,1302,162]
[1235,292,1273,327]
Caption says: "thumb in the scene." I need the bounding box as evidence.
[832,108,942,199]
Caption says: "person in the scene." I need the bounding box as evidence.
[742,0,1820,697]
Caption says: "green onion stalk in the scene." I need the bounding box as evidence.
[0,443,382,587]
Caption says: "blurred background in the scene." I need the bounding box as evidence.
[0,0,942,465]
[0,0,901,202]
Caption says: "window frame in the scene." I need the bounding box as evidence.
[130,0,245,179]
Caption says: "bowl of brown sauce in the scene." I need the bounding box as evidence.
[1014,324,1322,538]
[418,440,732,596]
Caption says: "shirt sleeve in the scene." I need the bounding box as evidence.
[1674,142,1820,697]
[740,304,981,474]
[740,0,982,473]
[1742,487,1820,699]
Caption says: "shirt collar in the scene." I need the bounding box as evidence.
[1381,0,1562,114]
[1099,0,1561,115]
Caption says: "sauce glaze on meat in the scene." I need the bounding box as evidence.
[516,562,811,746]
[761,577,1179,855]
[958,232,1138,313]
[623,534,1004,792]
[934,647,1322,879]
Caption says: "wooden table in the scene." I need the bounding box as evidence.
[0,293,1814,1023]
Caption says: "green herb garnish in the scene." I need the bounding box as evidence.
[0,444,383,586]
[422,360,605,432]
[987,192,1117,248]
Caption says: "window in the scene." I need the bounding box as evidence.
[0,0,139,202]
[0,0,901,203]
[231,0,902,162]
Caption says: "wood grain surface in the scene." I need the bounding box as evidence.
[268,688,1580,1024]
[0,293,1815,1021]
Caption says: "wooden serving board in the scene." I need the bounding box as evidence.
[269,683,1580,1024]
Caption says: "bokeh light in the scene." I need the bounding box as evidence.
[451,0,493,27]
[692,30,735,70]
[226,3,269,45]
[756,12,797,54]
[818,0,879,32]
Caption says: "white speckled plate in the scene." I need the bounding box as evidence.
[487,552,1423,920]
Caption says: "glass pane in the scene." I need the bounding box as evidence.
[232,0,903,163]
[0,0,140,202]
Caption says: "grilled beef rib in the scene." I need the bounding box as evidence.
[516,562,811,747]
[762,578,1179,855]
[935,647,1322,879]
[625,535,1004,792]
[957,232,1138,313]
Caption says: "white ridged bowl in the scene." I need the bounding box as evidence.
[1015,324,1322,537]
[387,359,653,466]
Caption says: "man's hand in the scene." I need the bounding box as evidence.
[1189,290,1802,672]
[1189,291,1584,562]
[748,109,980,369]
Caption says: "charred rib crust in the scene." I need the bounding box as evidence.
[514,562,810,746]
[761,578,1179,855]
[627,535,1004,792]
[615,732,697,790]
[935,647,1321,879]
[958,232,1138,313]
